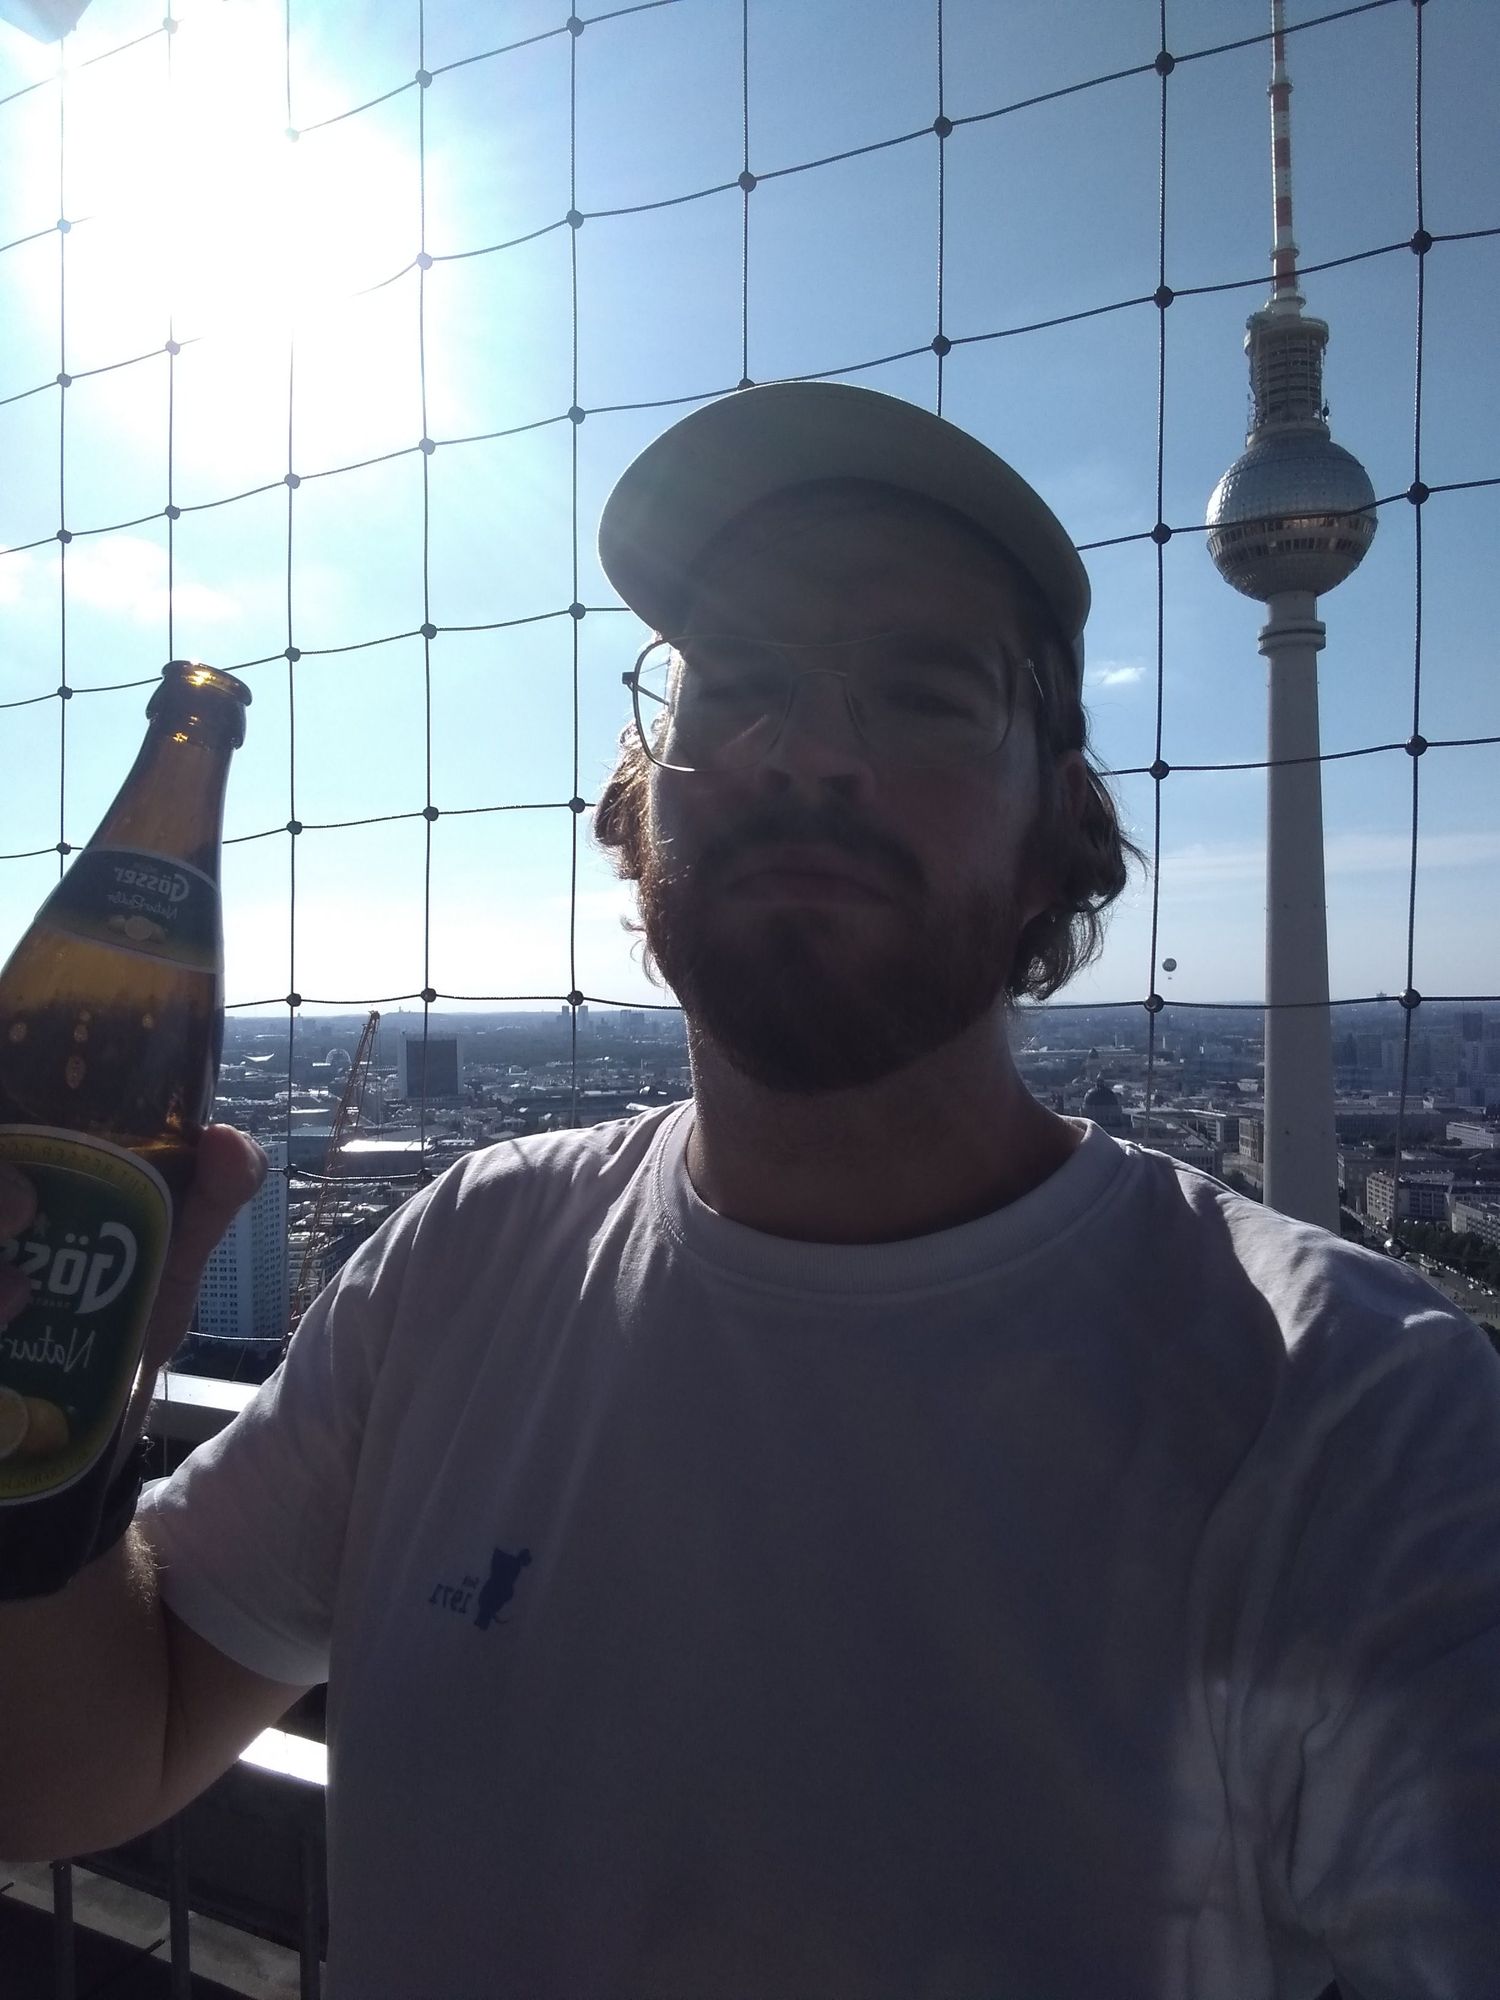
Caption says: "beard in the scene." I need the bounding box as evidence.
[635,809,1047,1095]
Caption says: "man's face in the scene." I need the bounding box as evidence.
[634,490,1070,1093]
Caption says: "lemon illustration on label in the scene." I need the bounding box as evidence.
[21,1397,69,1459]
[0,1385,30,1461]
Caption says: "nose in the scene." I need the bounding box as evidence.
[755,669,877,792]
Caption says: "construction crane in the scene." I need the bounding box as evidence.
[288,1008,381,1334]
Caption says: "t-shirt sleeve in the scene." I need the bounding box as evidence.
[1270,1301,1500,1995]
[136,1186,427,1688]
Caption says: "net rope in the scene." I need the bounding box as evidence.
[0,0,1493,1250]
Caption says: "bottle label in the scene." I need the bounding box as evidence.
[0,1127,172,1505]
[41,846,220,973]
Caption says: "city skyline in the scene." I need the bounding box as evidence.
[0,0,1495,1014]
[197,995,1500,1366]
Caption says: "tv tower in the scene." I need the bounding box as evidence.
[1206,0,1377,1233]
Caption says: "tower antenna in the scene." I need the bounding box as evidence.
[1268,0,1302,314]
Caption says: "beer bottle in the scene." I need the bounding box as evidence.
[0,662,249,1596]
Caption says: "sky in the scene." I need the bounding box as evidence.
[0,0,1495,1023]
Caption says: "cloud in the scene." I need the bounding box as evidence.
[1155,828,1500,896]
[0,538,238,626]
[0,550,30,606]
[64,536,238,626]
[1330,829,1500,874]
[1087,659,1147,689]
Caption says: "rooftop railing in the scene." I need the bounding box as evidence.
[2,1378,328,2000]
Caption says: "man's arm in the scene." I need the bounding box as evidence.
[0,1524,308,1862]
[0,1126,306,1863]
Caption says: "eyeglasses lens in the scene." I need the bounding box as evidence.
[637,640,1012,771]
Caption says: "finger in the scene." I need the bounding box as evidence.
[0,1259,32,1326]
[179,1124,270,1227]
[145,1127,271,1362]
[0,1166,39,1328]
[0,1162,38,1242]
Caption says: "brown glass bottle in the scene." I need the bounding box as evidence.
[0,663,250,1596]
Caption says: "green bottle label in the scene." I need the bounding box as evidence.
[0,1127,172,1505]
[41,846,220,973]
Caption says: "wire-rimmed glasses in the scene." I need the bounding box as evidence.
[622,632,1042,775]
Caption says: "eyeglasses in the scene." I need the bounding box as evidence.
[622,632,1043,775]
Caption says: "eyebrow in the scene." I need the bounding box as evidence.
[891,637,1005,672]
[858,636,1015,685]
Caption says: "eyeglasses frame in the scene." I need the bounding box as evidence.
[621,632,1049,776]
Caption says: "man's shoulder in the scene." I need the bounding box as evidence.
[427,1098,689,1222]
[309,1100,689,1352]
[1113,1130,1486,1359]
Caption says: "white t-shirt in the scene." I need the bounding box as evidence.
[139,1104,1500,1999]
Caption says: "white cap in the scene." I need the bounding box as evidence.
[597,380,1089,685]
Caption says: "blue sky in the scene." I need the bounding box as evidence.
[0,0,1495,1019]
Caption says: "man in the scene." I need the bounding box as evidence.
[2,382,1498,1998]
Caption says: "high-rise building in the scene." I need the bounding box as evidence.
[400,1033,461,1102]
[195,1138,289,1339]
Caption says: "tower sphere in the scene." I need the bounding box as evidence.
[1206,429,1377,601]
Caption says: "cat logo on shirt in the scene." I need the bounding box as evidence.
[428,1545,532,1631]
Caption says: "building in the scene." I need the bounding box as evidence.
[1449,1196,1500,1249]
[1186,1109,1241,1153]
[1131,1120,1222,1179]
[286,1123,336,1174]
[1365,1168,1454,1231]
[195,1139,289,1339]
[340,1136,428,1181]
[1337,1145,1383,1213]
[1333,1103,1446,1144]
[1080,1076,1128,1134]
[400,1033,461,1103]
[1448,1122,1500,1151]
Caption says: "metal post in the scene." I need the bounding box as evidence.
[1261,589,1340,1231]
[300,1818,324,2000]
[167,1814,192,1999]
[50,1859,75,2000]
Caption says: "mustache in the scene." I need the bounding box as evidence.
[687,805,921,893]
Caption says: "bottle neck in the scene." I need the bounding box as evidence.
[89,706,239,879]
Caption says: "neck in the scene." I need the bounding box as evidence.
[683,1011,1082,1244]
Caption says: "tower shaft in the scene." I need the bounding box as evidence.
[1261,592,1340,1232]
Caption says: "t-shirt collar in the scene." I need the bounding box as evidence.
[650,1102,1129,1298]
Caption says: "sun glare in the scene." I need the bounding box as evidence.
[45,0,417,470]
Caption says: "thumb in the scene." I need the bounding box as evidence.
[145,1125,271,1368]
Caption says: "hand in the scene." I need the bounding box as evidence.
[0,1122,271,1386]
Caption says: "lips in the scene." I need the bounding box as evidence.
[725,846,891,898]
